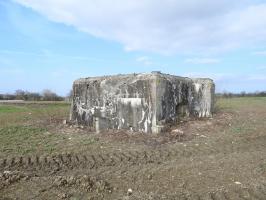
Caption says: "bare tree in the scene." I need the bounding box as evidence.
[42,89,57,101]
[15,89,26,100]
[42,89,63,101]
[65,90,73,102]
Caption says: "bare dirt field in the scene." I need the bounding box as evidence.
[0,97,266,200]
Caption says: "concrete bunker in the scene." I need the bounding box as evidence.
[70,72,215,133]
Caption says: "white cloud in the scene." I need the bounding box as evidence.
[256,66,266,70]
[184,58,220,64]
[247,75,266,81]
[0,49,104,62]
[14,0,266,54]
[51,68,83,79]
[252,51,266,56]
[184,72,266,82]
[0,68,24,75]
[183,72,266,92]
[183,72,233,81]
[255,65,266,71]
[136,56,153,66]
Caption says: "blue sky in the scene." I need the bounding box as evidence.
[0,0,266,96]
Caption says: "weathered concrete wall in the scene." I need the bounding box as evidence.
[70,72,215,133]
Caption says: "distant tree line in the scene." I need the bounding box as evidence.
[216,91,266,98]
[0,89,65,101]
[2,89,265,101]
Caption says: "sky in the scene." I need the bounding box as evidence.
[0,0,266,96]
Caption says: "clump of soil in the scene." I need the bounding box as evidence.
[53,175,112,193]
[0,171,27,189]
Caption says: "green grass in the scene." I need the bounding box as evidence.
[0,101,102,157]
[0,105,28,113]
[0,124,99,157]
[230,125,256,134]
[0,103,70,127]
[0,126,51,155]
[216,97,266,110]
[0,97,265,157]
[0,102,70,156]
[216,97,266,137]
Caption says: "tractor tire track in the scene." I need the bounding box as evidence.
[1,139,266,173]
